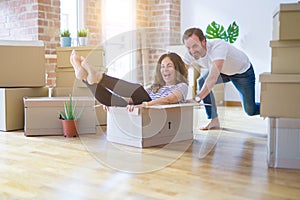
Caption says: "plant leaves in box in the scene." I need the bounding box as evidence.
[206,21,228,42]
[227,21,239,43]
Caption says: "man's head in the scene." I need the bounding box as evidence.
[182,28,207,60]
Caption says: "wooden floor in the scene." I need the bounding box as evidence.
[1,106,300,200]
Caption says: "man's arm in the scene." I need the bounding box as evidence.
[197,60,224,100]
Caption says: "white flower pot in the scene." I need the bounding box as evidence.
[78,37,88,46]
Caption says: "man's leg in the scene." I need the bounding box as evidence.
[230,65,260,116]
[198,72,220,130]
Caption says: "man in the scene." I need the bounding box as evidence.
[182,27,260,130]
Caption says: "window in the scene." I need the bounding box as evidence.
[102,0,136,81]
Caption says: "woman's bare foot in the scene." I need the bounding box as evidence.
[81,57,103,85]
[70,50,88,80]
[200,117,221,130]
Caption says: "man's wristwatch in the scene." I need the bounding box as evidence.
[195,96,201,102]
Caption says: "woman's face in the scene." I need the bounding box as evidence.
[160,56,176,86]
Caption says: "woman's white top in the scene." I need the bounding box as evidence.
[147,82,188,103]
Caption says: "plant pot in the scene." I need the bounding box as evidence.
[78,37,88,46]
[60,37,72,47]
[61,120,78,137]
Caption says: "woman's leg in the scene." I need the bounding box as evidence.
[99,74,151,105]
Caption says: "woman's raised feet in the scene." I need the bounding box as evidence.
[81,57,103,85]
[70,50,88,80]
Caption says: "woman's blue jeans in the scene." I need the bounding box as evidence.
[198,65,260,119]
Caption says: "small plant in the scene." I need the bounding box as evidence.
[61,30,71,37]
[59,95,83,120]
[77,28,88,37]
[206,21,239,44]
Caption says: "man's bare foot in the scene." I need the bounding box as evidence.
[200,117,220,130]
[70,50,88,80]
[81,57,103,85]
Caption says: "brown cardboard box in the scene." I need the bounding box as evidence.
[259,73,300,118]
[56,46,104,68]
[55,67,107,87]
[0,40,45,87]
[270,40,300,74]
[107,104,196,148]
[273,3,300,40]
[267,117,300,169]
[23,97,96,136]
[0,87,48,131]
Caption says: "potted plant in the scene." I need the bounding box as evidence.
[77,28,88,46]
[59,95,83,137]
[60,29,71,47]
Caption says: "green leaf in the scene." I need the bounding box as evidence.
[227,21,239,43]
[206,21,228,42]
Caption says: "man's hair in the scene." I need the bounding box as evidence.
[182,28,206,44]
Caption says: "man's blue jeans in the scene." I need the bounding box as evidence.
[198,65,260,119]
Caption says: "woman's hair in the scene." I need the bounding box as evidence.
[150,52,188,93]
[182,27,206,43]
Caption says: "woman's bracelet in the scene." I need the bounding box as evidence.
[143,101,149,107]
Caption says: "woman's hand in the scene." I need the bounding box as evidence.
[126,103,146,112]
[102,105,109,112]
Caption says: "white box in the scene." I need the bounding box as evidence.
[107,103,196,148]
[259,73,300,118]
[23,97,97,136]
[0,88,48,131]
[268,118,300,169]
[0,40,45,87]
[270,40,300,74]
[273,3,300,40]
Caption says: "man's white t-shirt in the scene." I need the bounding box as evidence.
[183,39,251,75]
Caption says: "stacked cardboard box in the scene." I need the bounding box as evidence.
[54,46,107,125]
[260,3,300,169]
[0,40,48,131]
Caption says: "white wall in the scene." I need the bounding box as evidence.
[181,0,297,102]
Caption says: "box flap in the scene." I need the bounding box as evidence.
[270,40,300,48]
[273,3,300,16]
[259,72,300,83]
[0,40,44,47]
[24,96,95,107]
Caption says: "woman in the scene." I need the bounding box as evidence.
[70,50,188,111]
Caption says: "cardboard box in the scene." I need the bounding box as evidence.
[23,97,97,136]
[0,87,48,131]
[259,73,300,118]
[52,87,107,126]
[270,40,300,74]
[56,46,104,68]
[273,3,300,40]
[0,40,45,87]
[268,117,300,169]
[55,67,107,87]
[107,103,196,148]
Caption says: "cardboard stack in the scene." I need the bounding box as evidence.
[260,3,300,169]
[54,46,107,126]
[0,40,48,131]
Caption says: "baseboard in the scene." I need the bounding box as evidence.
[224,101,242,107]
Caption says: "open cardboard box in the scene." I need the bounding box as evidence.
[106,103,200,148]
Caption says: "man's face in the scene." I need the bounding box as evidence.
[184,34,206,60]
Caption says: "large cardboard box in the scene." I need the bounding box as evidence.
[273,3,300,40]
[0,40,45,87]
[55,67,107,87]
[0,88,48,131]
[23,97,97,136]
[270,40,300,74]
[268,118,300,169]
[260,73,300,118]
[56,46,104,68]
[107,103,196,148]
